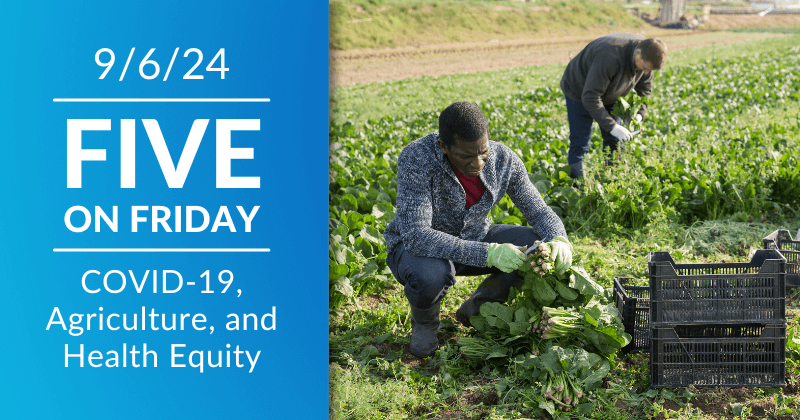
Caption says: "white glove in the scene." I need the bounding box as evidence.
[633,114,643,123]
[610,124,632,141]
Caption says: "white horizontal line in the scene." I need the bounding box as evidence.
[53,248,271,253]
[52,98,271,103]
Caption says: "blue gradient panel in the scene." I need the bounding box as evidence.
[0,2,328,419]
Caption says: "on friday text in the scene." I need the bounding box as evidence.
[64,343,261,373]
[64,205,259,233]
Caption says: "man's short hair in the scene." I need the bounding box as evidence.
[438,101,488,147]
[637,38,667,70]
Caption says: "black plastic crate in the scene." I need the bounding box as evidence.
[650,323,786,388]
[613,277,650,353]
[762,229,800,287]
[648,250,786,325]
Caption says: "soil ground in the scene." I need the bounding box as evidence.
[331,14,800,87]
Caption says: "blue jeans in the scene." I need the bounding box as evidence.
[387,224,541,310]
[566,96,623,165]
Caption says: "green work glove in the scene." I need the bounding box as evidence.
[486,243,526,273]
[548,236,573,275]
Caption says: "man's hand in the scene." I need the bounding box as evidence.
[610,124,632,141]
[486,243,526,273]
[547,236,573,275]
[633,114,643,123]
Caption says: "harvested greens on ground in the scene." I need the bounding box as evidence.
[458,243,631,417]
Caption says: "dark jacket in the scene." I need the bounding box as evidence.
[383,133,567,268]
[560,33,653,132]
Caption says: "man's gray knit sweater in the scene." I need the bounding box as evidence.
[383,133,567,268]
[560,33,653,132]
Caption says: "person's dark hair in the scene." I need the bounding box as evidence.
[637,38,667,70]
[438,101,488,148]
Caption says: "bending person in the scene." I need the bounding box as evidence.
[561,33,667,178]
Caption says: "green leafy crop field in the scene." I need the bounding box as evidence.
[329,36,800,419]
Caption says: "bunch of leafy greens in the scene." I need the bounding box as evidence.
[611,91,647,131]
[458,246,631,417]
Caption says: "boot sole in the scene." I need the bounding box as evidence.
[409,346,437,358]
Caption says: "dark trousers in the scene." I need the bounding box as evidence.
[566,96,623,165]
[387,224,541,310]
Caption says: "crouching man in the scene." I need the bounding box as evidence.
[383,101,573,358]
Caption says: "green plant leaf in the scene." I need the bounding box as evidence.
[508,321,529,336]
[568,266,604,295]
[487,345,509,359]
[360,225,383,244]
[731,403,744,416]
[329,264,349,280]
[584,313,598,328]
[339,194,358,211]
[582,360,610,391]
[482,302,513,323]
[332,277,353,298]
[371,202,394,218]
[539,400,556,416]
[470,315,490,332]
[555,281,579,300]
[532,276,558,306]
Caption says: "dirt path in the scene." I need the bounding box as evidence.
[331,14,800,87]
[331,31,781,87]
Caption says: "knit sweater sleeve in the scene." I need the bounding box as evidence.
[393,150,490,267]
[505,154,567,242]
